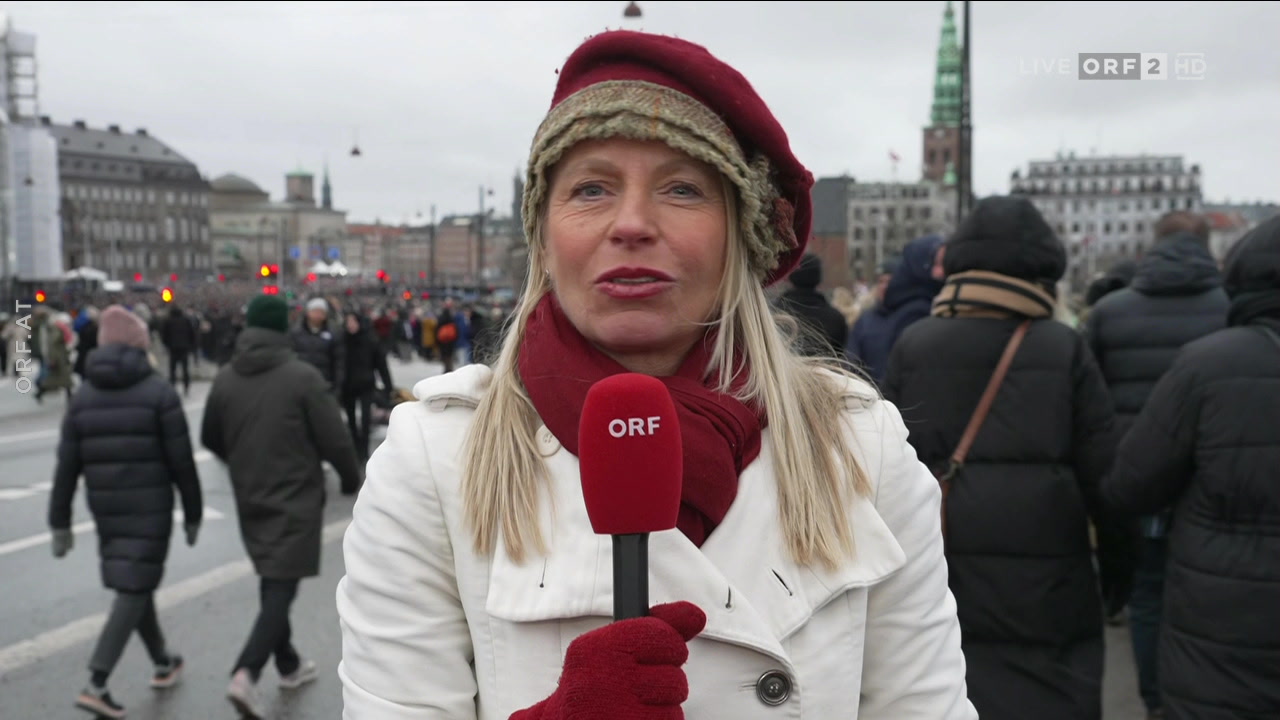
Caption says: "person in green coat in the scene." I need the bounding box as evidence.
[200,294,362,719]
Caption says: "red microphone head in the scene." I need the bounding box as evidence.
[578,373,683,535]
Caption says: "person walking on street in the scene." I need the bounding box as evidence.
[201,294,363,719]
[49,305,203,720]
[1103,214,1280,720]
[435,298,459,374]
[1082,211,1229,719]
[160,305,197,397]
[291,297,343,394]
[340,310,393,462]
[775,253,850,361]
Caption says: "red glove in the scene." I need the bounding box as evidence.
[509,602,707,720]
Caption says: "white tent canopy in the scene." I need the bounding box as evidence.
[308,260,348,277]
[64,266,109,282]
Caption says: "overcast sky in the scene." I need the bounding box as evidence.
[3,0,1277,225]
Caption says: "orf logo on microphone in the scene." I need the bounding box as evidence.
[609,417,662,437]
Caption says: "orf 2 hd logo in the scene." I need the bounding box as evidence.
[1077,53,1205,80]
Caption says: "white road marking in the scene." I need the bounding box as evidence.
[0,507,226,558]
[0,517,350,676]
[0,401,207,446]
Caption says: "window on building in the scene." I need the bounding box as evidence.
[905,206,914,220]
[854,207,862,220]
[1119,202,1128,212]
[166,191,175,205]
[854,227,863,241]
[1137,221,1145,234]
[928,150,935,165]
[1186,197,1194,210]
[149,253,158,269]
[922,207,932,220]
[1136,199,1144,211]
[165,217,176,241]
[943,149,950,164]
[1073,223,1081,233]
[1104,222,1112,235]
[1120,222,1128,233]
[869,227,877,241]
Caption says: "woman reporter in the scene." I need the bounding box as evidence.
[337,30,976,719]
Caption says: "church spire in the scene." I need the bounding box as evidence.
[322,161,333,210]
[931,1,962,128]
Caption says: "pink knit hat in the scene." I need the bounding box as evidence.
[98,305,150,350]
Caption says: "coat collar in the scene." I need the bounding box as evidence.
[485,425,908,662]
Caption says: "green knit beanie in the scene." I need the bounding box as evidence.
[245,295,289,333]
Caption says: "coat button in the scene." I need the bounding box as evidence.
[536,426,560,456]
[756,670,791,706]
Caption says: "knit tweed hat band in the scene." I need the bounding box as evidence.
[523,30,814,286]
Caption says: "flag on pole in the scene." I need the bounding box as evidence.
[889,150,900,162]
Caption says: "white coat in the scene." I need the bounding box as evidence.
[337,364,977,719]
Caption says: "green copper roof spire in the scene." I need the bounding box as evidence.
[931,1,962,128]
[322,161,332,210]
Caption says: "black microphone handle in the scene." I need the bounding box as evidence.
[613,533,649,621]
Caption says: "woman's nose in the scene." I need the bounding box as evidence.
[608,186,659,247]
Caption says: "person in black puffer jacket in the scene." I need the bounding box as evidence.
[883,195,1137,720]
[775,253,849,361]
[48,304,203,720]
[847,234,945,385]
[1105,214,1280,720]
[1082,212,1229,718]
[340,310,393,461]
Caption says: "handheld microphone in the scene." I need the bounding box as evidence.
[578,373,683,621]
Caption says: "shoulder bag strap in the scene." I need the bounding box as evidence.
[939,319,1032,541]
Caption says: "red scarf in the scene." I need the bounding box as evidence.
[518,294,765,547]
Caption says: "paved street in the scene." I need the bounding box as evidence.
[0,354,1148,719]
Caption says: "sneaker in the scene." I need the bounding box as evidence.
[226,668,265,719]
[151,654,184,689]
[76,685,126,719]
[279,659,319,690]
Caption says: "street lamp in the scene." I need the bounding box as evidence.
[624,2,642,18]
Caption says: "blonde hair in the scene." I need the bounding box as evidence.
[461,178,872,571]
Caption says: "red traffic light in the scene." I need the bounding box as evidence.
[270,264,280,274]
[169,273,178,283]
[420,291,430,300]
[217,273,227,283]
[418,271,426,279]
[34,290,47,303]
[402,291,412,301]
[133,272,143,283]
[263,285,279,295]
[306,273,317,283]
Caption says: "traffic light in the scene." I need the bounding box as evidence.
[169,273,178,283]
[305,273,317,283]
[260,263,279,279]
[402,290,412,301]
[161,288,174,303]
[376,269,388,283]
[217,273,227,283]
[262,285,279,295]
[34,289,46,303]
[133,272,143,283]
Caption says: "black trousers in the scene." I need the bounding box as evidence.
[89,592,168,678]
[169,350,190,393]
[233,578,301,682]
[342,389,374,461]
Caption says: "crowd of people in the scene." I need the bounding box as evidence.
[29,25,1278,720]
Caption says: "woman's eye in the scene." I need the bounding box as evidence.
[573,183,605,198]
[669,183,702,198]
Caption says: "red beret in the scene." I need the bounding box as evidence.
[546,30,814,286]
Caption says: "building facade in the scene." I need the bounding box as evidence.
[51,118,210,283]
[209,168,346,281]
[847,181,957,280]
[807,174,855,291]
[1009,152,1203,291]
